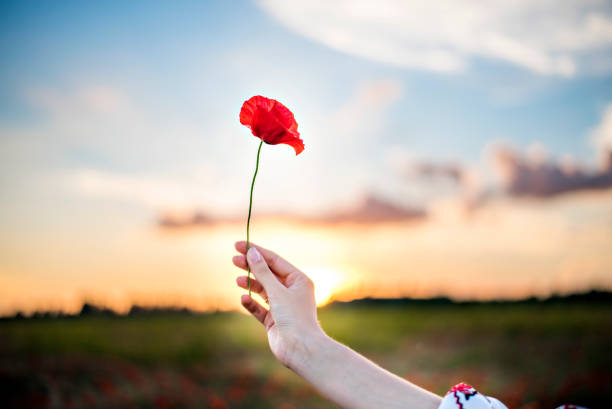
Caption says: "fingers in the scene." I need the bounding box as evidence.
[232,255,248,270]
[246,247,284,295]
[241,294,268,325]
[234,241,296,277]
[236,276,266,299]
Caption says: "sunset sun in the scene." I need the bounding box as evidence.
[305,268,344,306]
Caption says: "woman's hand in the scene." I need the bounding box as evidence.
[232,241,324,369]
[233,241,441,409]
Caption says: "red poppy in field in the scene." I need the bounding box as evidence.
[240,95,304,155]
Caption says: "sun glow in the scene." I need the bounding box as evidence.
[305,267,344,306]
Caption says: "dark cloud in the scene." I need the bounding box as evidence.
[391,145,612,211]
[410,161,463,182]
[158,194,426,229]
[158,211,235,229]
[159,145,612,231]
[493,147,612,198]
[315,194,426,224]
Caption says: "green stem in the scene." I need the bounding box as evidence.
[246,140,264,296]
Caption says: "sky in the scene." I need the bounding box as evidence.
[1,0,612,315]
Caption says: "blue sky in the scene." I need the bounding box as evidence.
[2,0,612,226]
[2,0,610,165]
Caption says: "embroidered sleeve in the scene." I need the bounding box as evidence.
[438,383,508,409]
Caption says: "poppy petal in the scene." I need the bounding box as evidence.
[239,95,303,155]
[278,133,304,155]
[270,101,298,133]
[239,96,275,127]
[251,108,288,143]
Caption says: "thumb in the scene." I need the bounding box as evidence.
[247,247,283,295]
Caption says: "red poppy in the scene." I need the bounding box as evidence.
[239,95,304,296]
[240,95,304,155]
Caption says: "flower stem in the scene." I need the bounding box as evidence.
[246,140,264,296]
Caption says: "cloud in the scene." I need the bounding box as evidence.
[405,161,463,183]
[20,84,233,176]
[388,143,612,211]
[16,84,256,214]
[68,165,221,211]
[158,193,426,229]
[70,169,194,209]
[257,0,612,76]
[158,211,225,228]
[30,80,407,222]
[28,85,133,118]
[385,148,480,206]
[492,144,612,198]
[310,78,403,157]
[316,194,426,224]
[387,102,612,204]
[332,79,403,138]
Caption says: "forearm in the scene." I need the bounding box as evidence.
[290,331,442,409]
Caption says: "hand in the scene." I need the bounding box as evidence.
[233,241,441,409]
[232,241,324,369]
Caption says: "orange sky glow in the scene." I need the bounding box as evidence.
[2,188,611,316]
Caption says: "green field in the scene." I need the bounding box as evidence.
[1,301,611,408]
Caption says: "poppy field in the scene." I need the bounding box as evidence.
[1,298,611,409]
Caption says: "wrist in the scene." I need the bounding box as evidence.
[285,326,331,373]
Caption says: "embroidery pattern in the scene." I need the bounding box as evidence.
[448,383,478,409]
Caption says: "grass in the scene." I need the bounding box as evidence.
[1,301,611,408]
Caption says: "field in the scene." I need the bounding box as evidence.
[1,299,611,409]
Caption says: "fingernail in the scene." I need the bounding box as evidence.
[247,247,262,263]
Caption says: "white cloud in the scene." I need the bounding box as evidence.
[331,79,402,140]
[28,85,133,117]
[68,168,211,210]
[3,84,250,217]
[257,0,612,76]
[4,80,408,221]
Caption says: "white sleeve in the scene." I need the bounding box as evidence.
[438,383,508,409]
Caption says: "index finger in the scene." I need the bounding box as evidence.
[234,241,296,277]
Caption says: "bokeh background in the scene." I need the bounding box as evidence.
[1,1,612,408]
